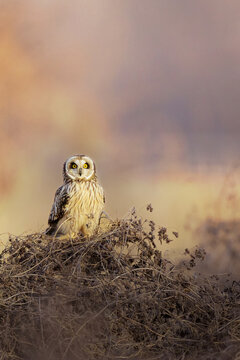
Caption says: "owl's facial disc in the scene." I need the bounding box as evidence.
[65,155,95,181]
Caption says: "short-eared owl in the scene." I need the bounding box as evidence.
[45,155,105,237]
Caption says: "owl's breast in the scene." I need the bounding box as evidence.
[68,181,103,212]
[63,180,104,234]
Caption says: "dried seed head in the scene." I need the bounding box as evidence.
[146,204,153,212]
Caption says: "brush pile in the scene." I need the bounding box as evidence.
[0,208,239,360]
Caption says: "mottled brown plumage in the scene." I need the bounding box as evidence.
[46,155,105,237]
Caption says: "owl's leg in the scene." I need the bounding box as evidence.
[81,223,95,238]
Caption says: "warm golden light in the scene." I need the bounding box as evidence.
[0,1,240,275]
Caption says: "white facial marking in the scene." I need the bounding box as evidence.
[66,156,95,181]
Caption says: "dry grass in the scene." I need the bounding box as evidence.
[0,208,239,360]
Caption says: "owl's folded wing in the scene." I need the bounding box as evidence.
[47,185,69,229]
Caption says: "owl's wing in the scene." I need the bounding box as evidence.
[47,185,70,228]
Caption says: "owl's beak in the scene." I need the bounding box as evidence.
[79,168,82,176]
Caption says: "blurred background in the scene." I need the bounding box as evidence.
[0,0,240,273]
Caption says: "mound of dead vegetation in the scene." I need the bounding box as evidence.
[0,208,239,360]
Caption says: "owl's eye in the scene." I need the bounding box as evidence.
[71,162,77,169]
[83,163,89,169]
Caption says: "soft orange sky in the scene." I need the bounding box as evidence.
[0,1,240,258]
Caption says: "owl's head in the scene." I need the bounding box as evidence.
[63,155,96,182]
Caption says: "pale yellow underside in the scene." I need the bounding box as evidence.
[56,181,104,237]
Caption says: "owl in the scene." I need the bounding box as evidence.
[45,155,105,237]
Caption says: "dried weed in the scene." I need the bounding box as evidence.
[0,208,239,360]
